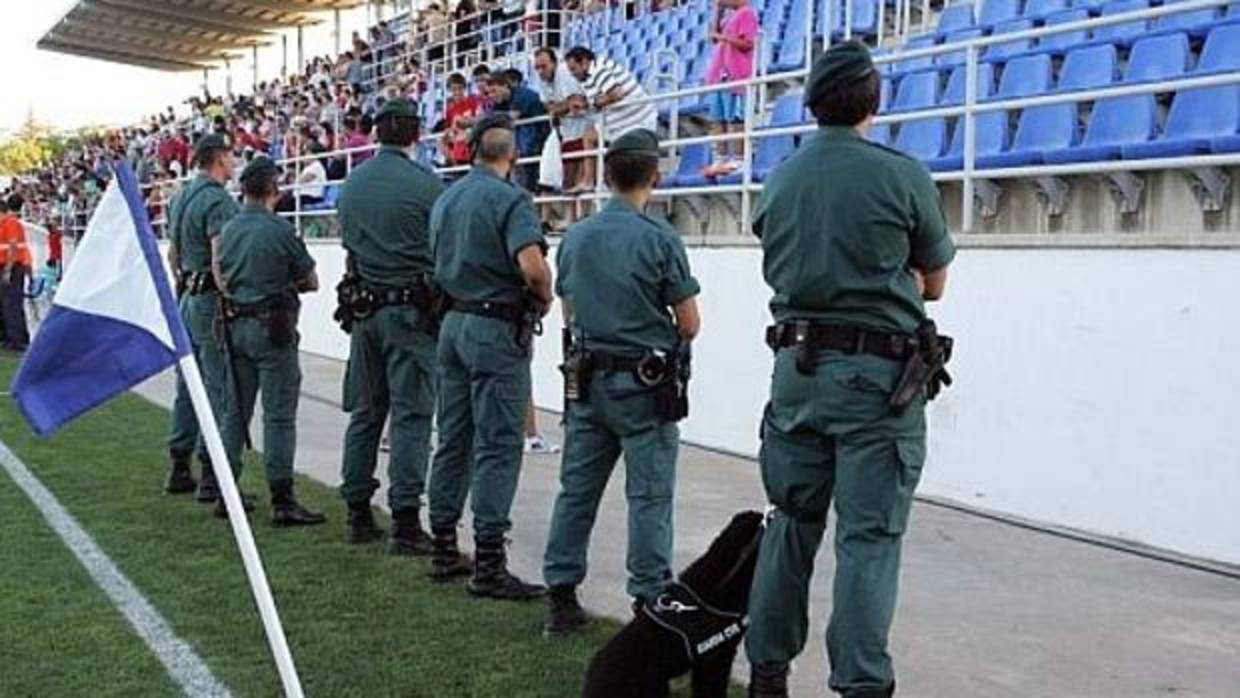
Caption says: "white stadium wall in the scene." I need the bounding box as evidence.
[293,243,1240,565]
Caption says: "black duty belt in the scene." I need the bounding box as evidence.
[588,351,645,373]
[448,298,525,324]
[364,285,426,308]
[225,297,290,321]
[765,322,917,362]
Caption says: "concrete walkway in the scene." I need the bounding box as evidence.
[136,353,1240,698]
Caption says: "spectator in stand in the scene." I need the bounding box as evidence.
[343,112,376,169]
[345,52,365,94]
[424,3,450,65]
[159,128,191,172]
[704,0,758,174]
[297,142,328,209]
[533,48,598,199]
[0,194,32,353]
[483,72,550,193]
[442,72,486,166]
[565,46,658,142]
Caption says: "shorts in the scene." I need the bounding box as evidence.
[709,91,746,124]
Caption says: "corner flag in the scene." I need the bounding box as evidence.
[10,162,190,435]
[7,161,306,697]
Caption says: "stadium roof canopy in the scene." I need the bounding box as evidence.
[38,0,367,72]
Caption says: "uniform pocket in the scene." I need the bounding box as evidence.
[885,437,926,535]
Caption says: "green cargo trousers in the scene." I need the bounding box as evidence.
[427,312,530,544]
[168,368,205,462]
[168,293,229,468]
[340,305,437,512]
[221,316,302,483]
[745,350,926,697]
[543,371,678,601]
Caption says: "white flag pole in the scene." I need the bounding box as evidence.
[178,354,306,698]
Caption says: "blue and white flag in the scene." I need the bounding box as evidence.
[11,162,191,436]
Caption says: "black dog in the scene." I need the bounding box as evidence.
[583,511,766,698]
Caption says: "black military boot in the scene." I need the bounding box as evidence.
[195,464,220,503]
[213,491,257,519]
[164,451,197,495]
[749,664,790,698]
[387,509,434,556]
[346,501,385,544]
[428,527,472,582]
[270,480,327,527]
[543,585,589,636]
[466,540,546,601]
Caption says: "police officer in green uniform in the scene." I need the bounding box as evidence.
[337,98,447,553]
[426,114,552,600]
[745,42,956,698]
[164,134,244,509]
[541,129,702,635]
[218,156,325,526]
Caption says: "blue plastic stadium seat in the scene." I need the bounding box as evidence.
[893,35,938,74]
[1123,86,1240,158]
[892,70,941,112]
[982,46,1117,167]
[765,92,808,127]
[665,144,712,187]
[984,19,1035,62]
[1124,31,1191,83]
[1023,0,1069,19]
[1038,9,1090,54]
[937,29,984,67]
[772,34,809,72]
[1090,0,1149,47]
[1045,35,1185,163]
[979,0,1022,26]
[895,116,949,160]
[1211,134,1240,153]
[936,2,977,35]
[820,0,880,38]
[941,62,996,105]
[978,54,1074,167]
[1150,0,1219,38]
[1196,24,1240,74]
[930,54,1049,170]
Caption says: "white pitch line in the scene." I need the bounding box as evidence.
[0,440,232,698]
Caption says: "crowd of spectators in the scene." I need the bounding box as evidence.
[8,0,749,236]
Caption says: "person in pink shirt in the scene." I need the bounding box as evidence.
[704,0,758,173]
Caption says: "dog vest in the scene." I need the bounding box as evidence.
[641,582,749,662]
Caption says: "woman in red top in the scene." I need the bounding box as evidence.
[441,72,485,166]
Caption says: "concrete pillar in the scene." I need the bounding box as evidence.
[334,9,342,55]
[282,34,289,77]
[252,45,259,90]
[297,25,305,73]
[225,58,233,97]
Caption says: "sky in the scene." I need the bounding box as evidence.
[0,2,373,136]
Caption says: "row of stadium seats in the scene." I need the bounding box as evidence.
[655,21,1238,185]
[889,0,1239,74]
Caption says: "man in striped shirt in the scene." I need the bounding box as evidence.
[565,46,658,143]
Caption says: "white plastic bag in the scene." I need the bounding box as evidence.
[540,128,564,191]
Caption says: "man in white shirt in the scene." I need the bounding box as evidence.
[564,46,658,143]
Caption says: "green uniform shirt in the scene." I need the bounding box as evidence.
[339,145,446,287]
[219,203,316,305]
[171,174,240,274]
[557,199,700,354]
[756,126,956,333]
[431,166,546,304]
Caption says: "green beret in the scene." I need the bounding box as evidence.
[469,113,515,152]
[805,41,876,108]
[192,133,230,164]
[376,97,419,120]
[605,128,662,160]
[239,155,280,183]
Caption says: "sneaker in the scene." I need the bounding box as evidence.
[524,435,560,455]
